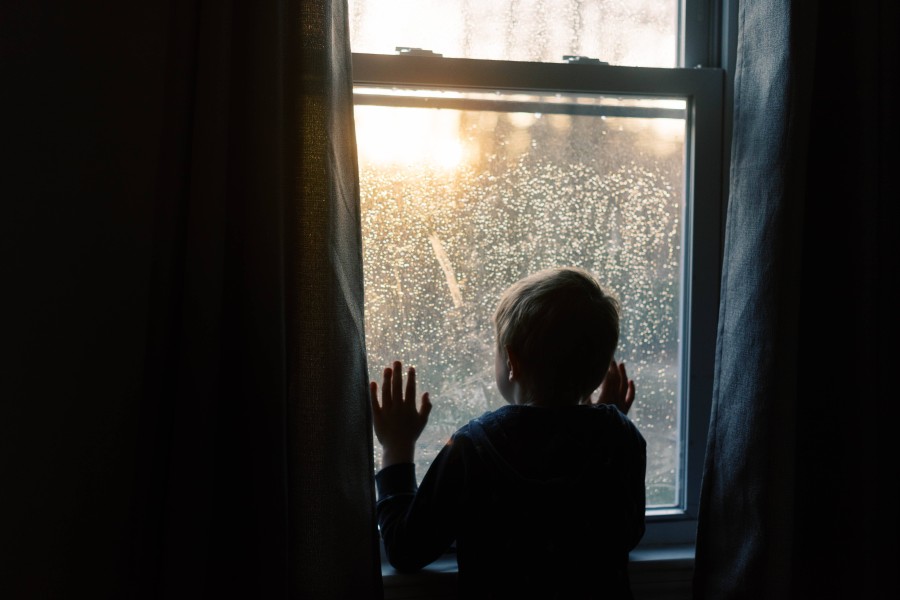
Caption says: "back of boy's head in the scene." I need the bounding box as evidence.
[493,267,619,405]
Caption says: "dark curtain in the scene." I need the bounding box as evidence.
[695,1,899,598]
[1,1,381,598]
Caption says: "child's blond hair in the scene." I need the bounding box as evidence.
[493,267,620,404]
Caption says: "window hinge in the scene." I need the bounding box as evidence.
[563,55,609,65]
[396,47,443,57]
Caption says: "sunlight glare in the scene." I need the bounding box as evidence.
[355,105,470,170]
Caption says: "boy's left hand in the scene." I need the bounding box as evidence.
[584,359,636,415]
[371,361,432,468]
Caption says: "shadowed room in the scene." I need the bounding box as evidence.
[2,1,897,598]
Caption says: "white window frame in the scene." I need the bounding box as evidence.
[354,0,736,553]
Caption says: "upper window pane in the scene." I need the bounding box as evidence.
[348,0,679,67]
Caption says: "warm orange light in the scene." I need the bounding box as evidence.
[355,105,472,170]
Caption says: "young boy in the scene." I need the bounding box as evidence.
[371,267,646,598]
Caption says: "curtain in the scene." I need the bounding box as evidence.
[694,1,899,598]
[2,1,381,598]
[138,1,381,597]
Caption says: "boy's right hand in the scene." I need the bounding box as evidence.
[589,360,636,415]
[371,361,432,468]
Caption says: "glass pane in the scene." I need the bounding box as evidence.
[349,0,678,67]
[357,88,686,508]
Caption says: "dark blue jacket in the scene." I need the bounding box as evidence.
[376,403,646,599]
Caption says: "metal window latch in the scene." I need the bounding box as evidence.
[563,55,609,65]
[396,47,443,57]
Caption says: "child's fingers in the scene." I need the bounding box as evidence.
[618,362,628,395]
[420,392,432,421]
[406,366,416,407]
[624,380,636,414]
[381,367,393,410]
[370,381,381,413]
[605,360,620,389]
[391,361,403,406]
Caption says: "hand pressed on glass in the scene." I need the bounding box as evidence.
[583,360,636,415]
[370,361,433,468]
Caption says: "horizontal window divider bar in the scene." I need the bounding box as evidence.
[353,94,686,119]
[352,53,722,98]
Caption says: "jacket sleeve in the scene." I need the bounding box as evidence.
[375,436,467,572]
[627,422,648,550]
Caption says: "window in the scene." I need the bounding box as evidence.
[352,0,726,546]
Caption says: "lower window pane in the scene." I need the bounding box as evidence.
[357,89,685,508]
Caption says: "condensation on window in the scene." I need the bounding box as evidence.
[348,0,678,68]
[357,93,685,507]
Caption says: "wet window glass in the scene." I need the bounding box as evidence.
[356,89,685,507]
[349,0,678,67]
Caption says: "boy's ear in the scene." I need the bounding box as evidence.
[505,345,522,381]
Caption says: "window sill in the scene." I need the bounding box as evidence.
[382,546,695,600]
[629,545,695,600]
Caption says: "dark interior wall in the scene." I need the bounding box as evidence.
[1,4,168,595]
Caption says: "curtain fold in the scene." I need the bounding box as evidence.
[695,1,899,598]
[5,1,383,596]
[137,0,381,597]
